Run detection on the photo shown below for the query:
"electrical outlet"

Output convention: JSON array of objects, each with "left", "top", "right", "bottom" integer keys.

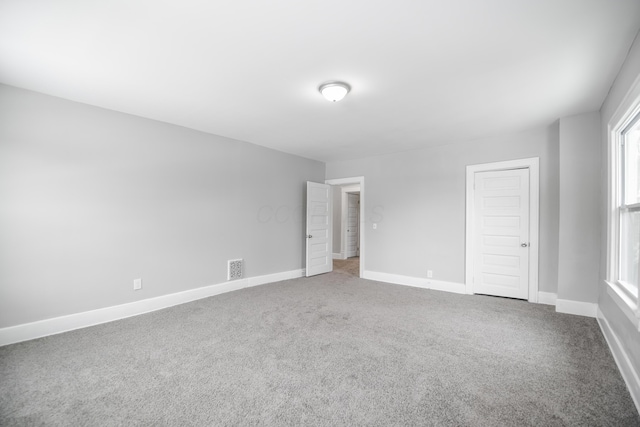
[
  {"left": 427, "top": 270, "right": 433, "bottom": 278},
  {"left": 373, "top": 223, "right": 377, "bottom": 229},
  {"left": 133, "top": 278, "right": 142, "bottom": 290}
]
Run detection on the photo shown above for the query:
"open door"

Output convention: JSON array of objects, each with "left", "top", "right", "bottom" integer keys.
[
  {"left": 346, "top": 193, "right": 360, "bottom": 258},
  {"left": 306, "top": 181, "right": 333, "bottom": 277}
]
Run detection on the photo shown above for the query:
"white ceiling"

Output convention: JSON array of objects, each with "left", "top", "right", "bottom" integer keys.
[{"left": 1, "top": 1, "right": 639, "bottom": 162}]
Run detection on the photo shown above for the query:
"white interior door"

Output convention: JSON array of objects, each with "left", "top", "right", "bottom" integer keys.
[
  {"left": 306, "top": 181, "right": 333, "bottom": 277},
  {"left": 473, "top": 169, "right": 530, "bottom": 299},
  {"left": 346, "top": 193, "right": 359, "bottom": 258}
]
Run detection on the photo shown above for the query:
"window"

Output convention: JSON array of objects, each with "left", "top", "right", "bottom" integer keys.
[
  {"left": 608, "top": 80, "right": 640, "bottom": 326},
  {"left": 619, "top": 116, "right": 640, "bottom": 292}
]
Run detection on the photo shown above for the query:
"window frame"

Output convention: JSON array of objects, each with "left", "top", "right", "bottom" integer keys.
[
  {"left": 607, "top": 75, "right": 640, "bottom": 329},
  {"left": 620, "top": 119, "right": 640, "bottom": 289}
]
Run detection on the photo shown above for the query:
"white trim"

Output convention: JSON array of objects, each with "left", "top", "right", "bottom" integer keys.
[
  {"left": 606, "top": 73, "right": 640, "bottom": 324},
  {"left": 332, "top": 252, "right": 346, "bottom": 260},
  {"left": 537, "top": 292, "right": 557, "bottom": 306},
  {"left": 597, "top": 307, "right": 640, "bottom": 414},
  {"left": 555, "top": 299, "right": 598, "bottom": 318},
  {"left": 0, "top": 268, "right": 305, "bottom": 347},
  {"left": 606, "top": 280, "right": 640, "bottom": 329},
  {"left": 363, "top": 270, "right": 466, "bottom": 294},
  {"left": 325, "top": 176, "right": 365, "bottom": 278},
  {"left": 609, "top": 72, "right": 640, "bottom": 137},
  {"left": 465, "top": 157, "right": 540, "bottom": 302},
  {"left": 363, "top": 270, "right": 555, "bottom": 303},
  {"left": 340, "top": 184, "right": 360, "bottom": 193},
  {"left": 247, "top": 269, "right": 305, "bottom": 287}
]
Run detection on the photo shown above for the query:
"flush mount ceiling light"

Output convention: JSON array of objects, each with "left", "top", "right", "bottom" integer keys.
[{"left": 319, "top": 81, "right": 351, "bottom": 102}]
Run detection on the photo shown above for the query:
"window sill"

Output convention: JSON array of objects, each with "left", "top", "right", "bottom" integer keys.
[{"left": 605, "top": 280, "right": 640, "bottom": 330}]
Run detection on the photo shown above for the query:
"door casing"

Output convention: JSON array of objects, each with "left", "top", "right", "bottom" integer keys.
[{"left": 465, "top": 158, "right": 540, "bottom": 302}]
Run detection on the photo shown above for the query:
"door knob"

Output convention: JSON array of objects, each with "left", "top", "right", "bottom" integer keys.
[
  {"left": 307, "top": 235, "right": 312, "bottom": 238},
  {"left": 521, "top": 243, "right": 529, "bottom": 247}
]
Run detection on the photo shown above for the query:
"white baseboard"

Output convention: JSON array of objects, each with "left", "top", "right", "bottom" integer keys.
[
  {"left": 556, "top": 298, "right": 598, "bottom": 318},
  {"left": 247, "top": 269, "right": 304, "bottom": 287},
  {"left": 332, "top": 252, "right": 346, "bottom": 260},
  {"left": 360, "top": 273, "right": 590, "bottom": 316},
  {"left": 597, "top": 307, "right": 640, "bottom": 414},
  {"left": 362, "top": 270, "right": 466, "bottom": 294},
  {"left": 537, "top": 292, "right": 557, "bottom": 305},
  {"left": 0, "top": 268, "right": 305, "bottom": 347}
]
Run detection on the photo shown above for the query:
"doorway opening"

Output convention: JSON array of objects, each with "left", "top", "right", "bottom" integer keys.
[
  {"left": 326, "top": 177, "right": 365, "bottom": 278},
  {"left": 333, "top": 257, "right": 360, "bottom": 277}
]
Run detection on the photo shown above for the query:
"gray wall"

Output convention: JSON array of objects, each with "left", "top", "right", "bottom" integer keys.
[
  {"left": 0, "top": 84, "right": 324, "bottom": 328},
  {"left": 326, "top": 124, "right": 560, "bottom": 293},
  {"left": 599, "top": 33, "right": 640, "bottom": 376},
  {"left": 557, "top": 112, "right": 601, "bottom": 303}
]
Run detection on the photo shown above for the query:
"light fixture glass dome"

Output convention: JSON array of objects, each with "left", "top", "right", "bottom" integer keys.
[{"left": 319, "top": 82, "right": 350, "bottom": 102}]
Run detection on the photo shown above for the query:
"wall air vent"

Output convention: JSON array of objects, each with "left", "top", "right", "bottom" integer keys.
[{"left": 227, "top": 259, "right": 243, "bottom": 281}]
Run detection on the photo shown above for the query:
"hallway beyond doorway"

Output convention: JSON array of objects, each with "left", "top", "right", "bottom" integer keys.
[{"left": 334, "top": 257, "right": 359, "bottom": 277}]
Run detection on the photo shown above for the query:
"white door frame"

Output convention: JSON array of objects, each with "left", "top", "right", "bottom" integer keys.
[
  {"left": 326, "top": 176, "right": 365, "bottom": 278},
  {"left": 465, "top": 158, "right": 539, "bottom": 302}
]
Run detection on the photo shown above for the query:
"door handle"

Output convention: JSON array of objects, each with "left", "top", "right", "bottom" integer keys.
[
  {"left": 307, "top": 235, "right": 312, "bottom": 238},
  {"left": 521, "top": 243, "right": 529, "bottom": 247}
]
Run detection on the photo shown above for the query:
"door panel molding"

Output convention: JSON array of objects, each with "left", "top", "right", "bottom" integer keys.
[
  {"left": 465, "top": 158, "right": 540, "bottom": 302},
  {"left": 473, "top": 168, "right": 530, "bottom": 299},
  {"left": 340, "top": 185, "right": 360, "bottom": 261},
  {"left": 305, "top": 182, "right": 333, "bottom": 277},
  {"left": 346, "top": 193, "right": 360, "bottom": 258}
]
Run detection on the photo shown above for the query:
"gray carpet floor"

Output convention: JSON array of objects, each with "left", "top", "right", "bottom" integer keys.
[{"left": 1, "top": 270, "right": 638, "bottom": 426}]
